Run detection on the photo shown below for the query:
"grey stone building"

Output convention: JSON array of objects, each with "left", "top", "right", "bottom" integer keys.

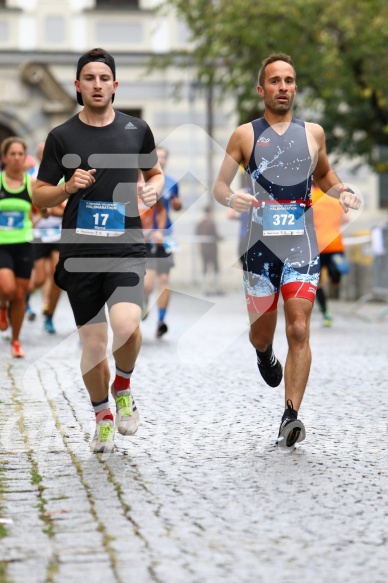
[{"left": 0, "top": 0, "right": 234, "bottom": 193}]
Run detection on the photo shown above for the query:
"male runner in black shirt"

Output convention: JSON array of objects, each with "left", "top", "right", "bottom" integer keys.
[{"left": 33, "top": 48, "right": 164, "bottom": 453}]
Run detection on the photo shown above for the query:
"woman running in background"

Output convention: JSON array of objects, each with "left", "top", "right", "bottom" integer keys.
[{"left": 0, "top": 137, "right": 35, "bottom": 357}]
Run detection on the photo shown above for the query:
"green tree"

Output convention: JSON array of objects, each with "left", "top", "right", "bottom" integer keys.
[{"left": 163, "top": 0, "right": 388, "bottom": 168}]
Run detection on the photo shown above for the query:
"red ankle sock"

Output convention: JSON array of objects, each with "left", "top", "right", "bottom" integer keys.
[
  {"left": 96, "top": 409, "right": 114, "bottom": 423},
  {"left": 113, "top": 375, "right": 130, "bottom": 391}
]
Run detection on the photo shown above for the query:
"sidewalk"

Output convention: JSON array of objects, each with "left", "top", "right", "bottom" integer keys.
[{"left": 0, "top": 290, "right": 387, "bottom": 583}]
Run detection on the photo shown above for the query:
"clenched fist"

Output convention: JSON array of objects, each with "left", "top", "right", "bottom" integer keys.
[{"left": 138, "top": 184, "right": 158, "bottom": 208}]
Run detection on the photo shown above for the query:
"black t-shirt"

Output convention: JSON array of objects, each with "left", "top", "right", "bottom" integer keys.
[{"left": 38, "top": 110, "right": 157, "bottom": 258}]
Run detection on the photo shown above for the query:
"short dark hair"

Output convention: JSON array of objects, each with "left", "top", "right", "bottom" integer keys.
[
  {"left": 258, "top": 53, "right": 295, "bottom": 87},
  {"left": 76, "top": 47, "right": 116, "bottom": 106}
]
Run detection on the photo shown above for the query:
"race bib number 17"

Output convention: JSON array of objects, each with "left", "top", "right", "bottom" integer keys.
[{"left": 76, "top": 200, "right": 125, "bottom": 237}]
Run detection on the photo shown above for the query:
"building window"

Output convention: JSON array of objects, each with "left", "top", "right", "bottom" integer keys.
[
  {"left": 45, "top": 16, "right": 65, "bottom": 44},
  {"left": 97, "top": 22, "right": 142, "bottom": 44},
  {"left": 0, "top": 21, "right": 8, "bottom": 42},
  {"left": 96, "top": 0, "right": 139, "bottom": 8}
]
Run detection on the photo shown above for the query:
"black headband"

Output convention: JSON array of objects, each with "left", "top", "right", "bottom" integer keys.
[{"left": 76, "top": 50, "right": 116, "bottom": 106}]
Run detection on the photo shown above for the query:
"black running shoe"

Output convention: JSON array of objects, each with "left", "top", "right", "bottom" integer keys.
[
  {"left": 277, "top": 399, "right": 306, "bottom": 448},
  {"left": 26, "top": 304, "right": 36, "bottom": 322},
  {"left": 256, "top": 345, "right": 283, "bottom": 387},
  {"left": 156, "top": 321, "right": 168, "bottom": 338}
]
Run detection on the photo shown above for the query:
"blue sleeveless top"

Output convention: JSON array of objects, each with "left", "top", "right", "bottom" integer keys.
[{"left": 245, "top": 117, "right": 313, "bottom": 204}]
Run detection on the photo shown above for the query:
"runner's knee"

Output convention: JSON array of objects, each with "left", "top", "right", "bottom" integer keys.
[{"left": 286, "top": 318, "right": 309, "bottom": 344}]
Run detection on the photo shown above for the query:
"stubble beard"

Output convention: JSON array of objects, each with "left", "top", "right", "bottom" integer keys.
[
  {"left": 266, "top": 93, "right": 294, "bottom": 116},
  {"left": 84, "top": 94, "right": 113, "bottom": 113}
]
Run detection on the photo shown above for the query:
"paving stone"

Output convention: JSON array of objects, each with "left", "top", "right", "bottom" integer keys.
[{"left": 0, "top": 291, "right": 387, "bottom": 582}]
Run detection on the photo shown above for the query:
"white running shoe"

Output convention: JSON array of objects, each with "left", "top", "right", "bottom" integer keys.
[
  {"left": 90, "top": 419, "right": 115, "bottom": 453},
  {"left": 110, "top": 385, "right": 140, "bottom": 436}
]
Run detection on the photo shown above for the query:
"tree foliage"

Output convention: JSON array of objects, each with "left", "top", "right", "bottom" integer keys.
[{"left": 164, "top": 0, "right": 388, "bottom": 168}]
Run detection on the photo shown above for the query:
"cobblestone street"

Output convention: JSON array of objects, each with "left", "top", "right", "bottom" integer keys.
[{"left": 1, "top": 288, "right": 387, "bottom": 583}]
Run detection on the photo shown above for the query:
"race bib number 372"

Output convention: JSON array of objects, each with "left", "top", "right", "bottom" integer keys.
[{"left": 262, "top": 202, "right": 305, "bottom": 236}]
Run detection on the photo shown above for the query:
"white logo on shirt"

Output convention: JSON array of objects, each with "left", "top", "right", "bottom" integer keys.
[{"left": 256, "top": 136, "right": 270, "bottom": 146}]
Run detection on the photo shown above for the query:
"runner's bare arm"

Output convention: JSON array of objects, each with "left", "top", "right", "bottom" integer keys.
[
  {"left": 171, "top": 196, "right": 182, "bottom": 211},
  {"left": 33, "top": 169, "right": 96, "bottom": 208},
  {"left": 139, "top": 165, "right": 165, "bottom": 208},
  {"left": 149, "top": 199, "right": 167, "bottom": 245},
  {"left": 45, "top": 202, "right": 66, "bottom": 217},
  {"left": 309, "top": 123, "right": 361, "bottom": 212},
  {"left": 309, "top": 124, "right": 341, "bottom": 191},
  {"left": 213, "top": 125, "right": 256, "bottom": 212},
  {"left": 155, "top": 199, "right": 167, "bottom": 230}
]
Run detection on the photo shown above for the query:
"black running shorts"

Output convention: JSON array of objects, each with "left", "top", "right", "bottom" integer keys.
[
  {"left": 145, "top": 243, "right": 174, "bottom": 275},
  {"left": 0, "top": 242, "right": 34, "bottom": 279},
  {"left": 54, "top": 256, "right": 146, "bottom": 326}
]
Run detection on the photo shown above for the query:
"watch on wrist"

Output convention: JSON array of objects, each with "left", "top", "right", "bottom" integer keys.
[{"left": 226, "top": 193, "right": 236, "bottom": 207}]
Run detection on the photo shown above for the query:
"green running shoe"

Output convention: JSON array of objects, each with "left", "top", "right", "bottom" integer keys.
[
  {"left": 111, "top": 385, "right": 140, "bottom": 436},
  {"left": 90, "top": 419, "right": 115, "bottom": 453},
  {"left": 323, "top": 311, "right": 332, "bottom": 327}
]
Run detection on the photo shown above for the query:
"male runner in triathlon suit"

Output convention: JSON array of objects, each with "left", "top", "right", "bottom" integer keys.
[
  {"left": 213, "top": 53, "right": 361, "bottom": 448},
  {"left": 33, "top": 48, "right": 164, "bottom": 453}
]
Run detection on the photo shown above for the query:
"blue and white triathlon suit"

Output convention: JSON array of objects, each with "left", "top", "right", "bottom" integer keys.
[{"left": 243, "top": 117, "right": 320, "bottom": 314}]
